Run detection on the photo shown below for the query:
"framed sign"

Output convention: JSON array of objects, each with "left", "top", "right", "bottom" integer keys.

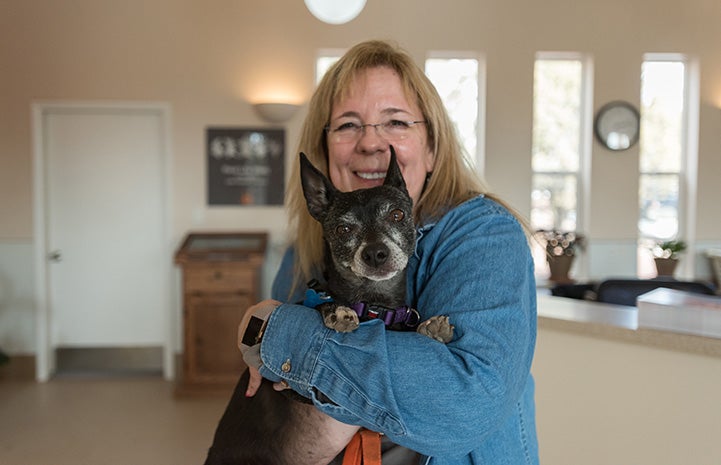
[{"left": 207, "top": 127, "right": 285, "bottom": 205}]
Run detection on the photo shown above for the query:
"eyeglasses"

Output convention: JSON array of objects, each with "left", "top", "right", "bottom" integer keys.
[{"left": 325, "top": 119, "right": 426, "bottom": 143}]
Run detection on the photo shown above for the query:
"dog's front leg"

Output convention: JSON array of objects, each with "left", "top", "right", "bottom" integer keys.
[{"left": 318, "top": 302, "right": 360, "bottom": 333}]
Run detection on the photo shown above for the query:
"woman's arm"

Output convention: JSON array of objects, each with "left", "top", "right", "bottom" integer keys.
[{"left": 260, "top": 199, "right": 537, "bottom": 457}]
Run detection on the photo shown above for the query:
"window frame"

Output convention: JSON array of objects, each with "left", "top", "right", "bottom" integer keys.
[
  {"left": 638, "top": 53, "right": 699, "bottom": 278},
  {"left": 531, "top": 51, "right": 593, "bottom": 279},
  {"left": 425, "top": 51, "right": 486, "bottom": 175}
]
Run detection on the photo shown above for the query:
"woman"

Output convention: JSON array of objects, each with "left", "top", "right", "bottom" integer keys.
[{"left": 241, "top": 40, "right": 538, "bottom": 464}]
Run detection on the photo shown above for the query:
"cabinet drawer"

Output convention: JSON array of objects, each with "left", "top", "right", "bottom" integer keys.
[{"left": 184, "top": 266, "right": 254, "bottom": 294}]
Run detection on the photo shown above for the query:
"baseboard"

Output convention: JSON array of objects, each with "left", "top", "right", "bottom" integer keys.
[
  {"left": 0, "top": 348, "right": 167, "bottom": 381},
  {"left": 0, "top": 355, "right": 36, "bottom": 381},
  {"left": 55, "top": 347, "right": 163, "bottom": 376}
]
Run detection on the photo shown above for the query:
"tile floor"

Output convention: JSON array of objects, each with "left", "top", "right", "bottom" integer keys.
[{"left": 0, "top": 375, "right": 228, "bottom": 465}]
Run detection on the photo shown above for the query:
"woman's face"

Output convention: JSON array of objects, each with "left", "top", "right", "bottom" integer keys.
[{"left": 326, "top": 66, "right": 434, "bottom": 206}]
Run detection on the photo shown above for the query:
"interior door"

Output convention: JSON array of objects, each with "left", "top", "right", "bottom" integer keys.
[{"left": 38, "top": 104, "right": 170, "bottom": 378}]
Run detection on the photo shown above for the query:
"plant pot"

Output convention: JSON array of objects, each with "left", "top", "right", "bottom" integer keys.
[
  {"left": 654, "top": 257, "right": 678, "bottom": 277},
  {"left": 548, "top": 254, "right": 575, "bottom": 283}
]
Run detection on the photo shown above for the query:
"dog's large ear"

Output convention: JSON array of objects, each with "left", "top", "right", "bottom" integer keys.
[
  {"left": 300, "top": 152, "right": 335, "bottom": 222},
  {"left": 383, "top": 145, "right": 408, "bottom": 192}
]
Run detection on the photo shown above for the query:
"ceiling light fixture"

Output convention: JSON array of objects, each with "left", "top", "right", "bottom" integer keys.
[{"left": 304, "top": 0, "right": 366, "bottom": 25}]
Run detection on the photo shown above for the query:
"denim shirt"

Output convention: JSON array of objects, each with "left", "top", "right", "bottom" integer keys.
[{"left": 260, "top": 195, "right": 539, "bottom": 464}]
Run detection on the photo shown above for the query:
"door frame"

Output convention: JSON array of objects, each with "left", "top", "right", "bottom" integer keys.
[{"left": 32, "top": 101, "right": 174, "bottom": 382}]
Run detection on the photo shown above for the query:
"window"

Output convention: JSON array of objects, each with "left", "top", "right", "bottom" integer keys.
[
  {"left": 638, "top": 57, "right": 690, "bottom": 277},
  {"left": 425, "top": 54, "right": 484, "bottom": 170},
  {"left": 531, "top": 55, "right": 589, "bottom": 232},
  {"left": 316, "top": 50, "right": 343, "bottom": 84},
  {"left": 531, "top": 54, "right": 591, "bottom": 278}
]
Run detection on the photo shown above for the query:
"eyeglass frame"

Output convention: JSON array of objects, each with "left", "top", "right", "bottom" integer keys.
[{"left": 324, "top": 119, "right": 427, "bottom": 142}]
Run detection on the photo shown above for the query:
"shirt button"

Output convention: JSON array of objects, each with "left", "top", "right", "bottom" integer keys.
[{"left": 281, "top": 359, "right": 292, "bottom": 373}]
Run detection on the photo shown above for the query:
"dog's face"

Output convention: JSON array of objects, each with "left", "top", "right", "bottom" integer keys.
[{"left": 300, "top": 147, "right": 416, "bottom": 282}]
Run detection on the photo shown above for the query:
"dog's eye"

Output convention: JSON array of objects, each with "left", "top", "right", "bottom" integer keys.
[
  {"left": 335, "top": 224, "right": 352, "bottom": 235},
  {"left": 389, "top": 209, "right": 405, "bottom": 222}
]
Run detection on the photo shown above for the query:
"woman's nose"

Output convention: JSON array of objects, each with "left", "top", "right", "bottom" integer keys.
[{"left": 356, "top": 124, "right": 387, "bottom": 153}]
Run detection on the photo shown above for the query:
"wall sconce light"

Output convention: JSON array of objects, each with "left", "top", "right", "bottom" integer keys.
[{"left": 253, "top": 102, "right": 300, "bottom": 123}]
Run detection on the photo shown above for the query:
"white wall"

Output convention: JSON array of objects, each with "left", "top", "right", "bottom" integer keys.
[
  {"left": 0, "top": 241, "right": 35, "bottom": 353},
  {"left": 1, "top": 0, "right": 721, "bottom": 355}
]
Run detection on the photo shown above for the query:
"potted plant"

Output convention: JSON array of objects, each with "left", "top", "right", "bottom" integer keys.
[
  {"left": 537, "top": 230, "right": 585, "bottom": 283},
  {"left": 652, "top": 239, "right": 687, "bottom": 277}
]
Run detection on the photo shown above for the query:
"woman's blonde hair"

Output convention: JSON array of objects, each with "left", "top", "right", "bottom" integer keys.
[{"left": 286, "top": 40, "right": 500, "bottom": 288}]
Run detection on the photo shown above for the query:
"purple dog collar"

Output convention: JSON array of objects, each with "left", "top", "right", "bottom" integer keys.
[
  {"left": 303, "top": 284, "right": 420, "bottom": 329},
  {"left": 349, "top": 302, "right": 421, "bottom": 329}
]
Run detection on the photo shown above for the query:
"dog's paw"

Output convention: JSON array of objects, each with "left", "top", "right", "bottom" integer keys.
[
  {"left": 323, "top": 306, "right": 360, "bottom": 333},
  {"left": 416, "top": 315, "right": 454, "bottom": 343}
]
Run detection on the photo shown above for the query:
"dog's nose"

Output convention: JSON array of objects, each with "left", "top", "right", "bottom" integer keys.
[{"left": 362, "top": 243, "right": 389, "bottom": 268}]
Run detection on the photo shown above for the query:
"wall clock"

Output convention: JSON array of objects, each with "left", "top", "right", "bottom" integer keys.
[{"left": 594, "top": 101, "right": 640, "bottom": 151}]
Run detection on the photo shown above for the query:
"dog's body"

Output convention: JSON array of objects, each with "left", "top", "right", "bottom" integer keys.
[{"left": 203, "top": 148, "right": 452, "bottom": 465}]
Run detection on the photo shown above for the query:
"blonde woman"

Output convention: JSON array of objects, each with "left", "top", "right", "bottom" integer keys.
[{"left": 241, "top": 40, "right": 538, "bottom": 465}]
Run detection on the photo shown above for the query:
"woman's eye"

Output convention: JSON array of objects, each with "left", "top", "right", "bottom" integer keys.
[
  {"left": 389, "top": 209, "right": 405, "bottom": 222},
  {"left": 387, "top": 120, "right": 410, "bottom": 128},
  {"left": 335, "top": 122, "right": 360, "bottom": 132},
  {"left": 335, "top": 224, "right": 352, "bottom": 235}
]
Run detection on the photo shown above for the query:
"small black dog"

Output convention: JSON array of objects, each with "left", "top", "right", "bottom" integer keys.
[{"left": 203, "top": 147, "right": 453, "bottom": 465}]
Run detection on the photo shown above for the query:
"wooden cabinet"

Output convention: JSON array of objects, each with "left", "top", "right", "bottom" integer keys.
[{"left": 174, "top": 232, "right": 267, "bottom": 395}]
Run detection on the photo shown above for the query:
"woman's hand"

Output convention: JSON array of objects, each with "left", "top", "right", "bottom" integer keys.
[
  {"left": 237, "top": 299, "right": 288, "bottom": 397},
  {"left": 241, "top": 345, "right": 264, "bottom": 397}
]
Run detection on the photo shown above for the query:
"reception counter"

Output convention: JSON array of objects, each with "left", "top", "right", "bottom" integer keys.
[
  {"left": 533, "top": 295, "right": 721, "bottom": 465},
  {"left": 537, "top": 294, "right": 721, "bottom": 358}
]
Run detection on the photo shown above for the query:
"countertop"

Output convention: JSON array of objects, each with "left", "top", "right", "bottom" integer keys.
[{"left": 537, "top": 294, "right": 721, "bottom": 358}]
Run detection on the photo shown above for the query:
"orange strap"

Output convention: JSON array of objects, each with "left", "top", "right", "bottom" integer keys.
[{"left": 342, "top": 429, "right": 382, "bottom": 465}]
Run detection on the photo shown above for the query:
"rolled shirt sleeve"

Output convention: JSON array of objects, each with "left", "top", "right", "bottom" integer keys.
[{"left": 261, "top": 195, "right": 537, "bottom": 459}]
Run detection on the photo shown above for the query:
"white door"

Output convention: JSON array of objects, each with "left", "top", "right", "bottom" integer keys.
[{"left": 33, "top": 103, "right": 172, "bottom": 380}]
